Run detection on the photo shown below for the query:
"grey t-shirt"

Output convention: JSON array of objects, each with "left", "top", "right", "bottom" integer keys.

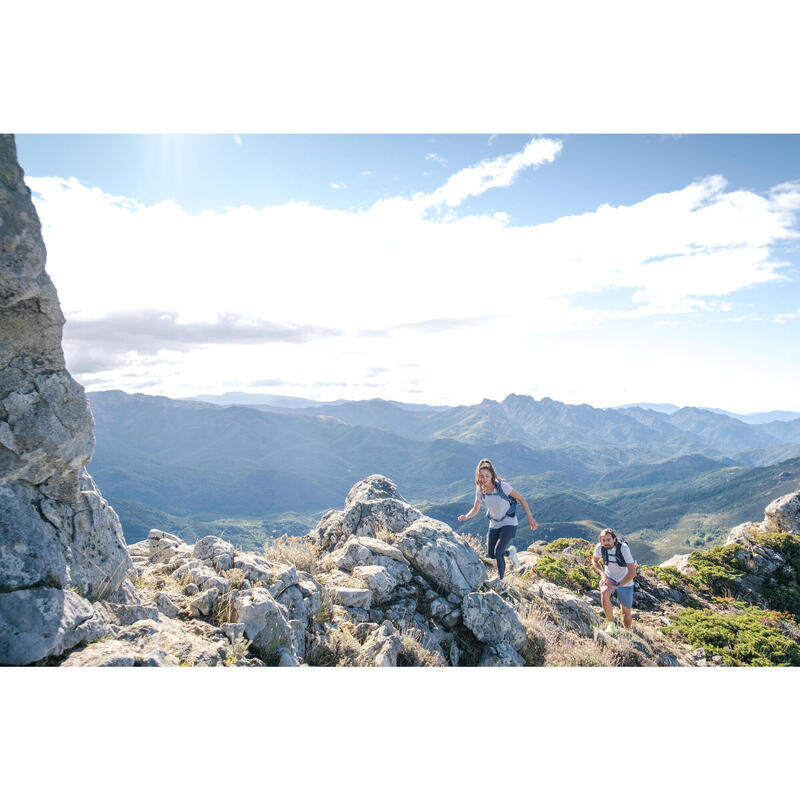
[{"left": 476, "top": 481, "right": 518, "bottom": 529}]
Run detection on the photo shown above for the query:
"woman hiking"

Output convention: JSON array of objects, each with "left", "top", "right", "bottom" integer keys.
[{"left": 458, "top": 458, "right": 538, "bottom": 582}]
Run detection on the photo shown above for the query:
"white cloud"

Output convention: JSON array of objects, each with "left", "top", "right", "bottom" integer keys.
[
  {"left": 25, "top": 140, "right": 800, "bottom": 407},
  {"left": 414, "top": 137, "right": 562, "bottom": 209},
  {"left": 360, "top": 170, "right": 371, "bottom": 176},
  {"left": 424, "top": 152, "right": 447, "bottom": 166},
  {"left": 233, "top": 134, "right": 243, "bottom": 146},
  {"left": 488, "top": 134, "right": 498, "bottom": 146},
  {"left": 330, "top": 182, "right": 346, "bottom": 189},
  {"left": 772, "top": 308, "right": 800, "bottom": 323}
]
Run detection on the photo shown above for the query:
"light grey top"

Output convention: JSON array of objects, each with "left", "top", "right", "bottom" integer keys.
[{"left": 475, "top": 481, "right": 518, "bottom": 529}]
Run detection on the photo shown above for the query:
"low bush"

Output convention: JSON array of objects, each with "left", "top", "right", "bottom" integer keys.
[
  {"left": 688, "top": 544, "right": 744, "bottom": 596},
  {"left": 674, "top": 606, "right": 800, "bottom": 666}
]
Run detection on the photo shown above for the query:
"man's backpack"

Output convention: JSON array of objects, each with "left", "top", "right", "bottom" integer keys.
[
  {"left": 481, "top": 480, "right": 517, "bottom": 522},
  {"left": 601, "top": 539, "right": 631, "bottom": 568}
]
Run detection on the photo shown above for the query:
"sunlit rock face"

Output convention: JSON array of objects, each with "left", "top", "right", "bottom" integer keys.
[{"left": 0, "top": 134, "right": 131, "bottom": 664}]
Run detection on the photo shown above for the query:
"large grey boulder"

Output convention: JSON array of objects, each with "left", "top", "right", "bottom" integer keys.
[
  {"left": 395, "top": 516, "right": 487, "bottom": 596},
  {"left": 352, "top": 565, "right": 397, "bottom": 604},
  {"left": 362, "top": 620, "right": 403, "bottom": 667},
  {"left": 764, "top": 489, "right": 800, "bottom": 535},
  {"left": 529, "top": 581, "right": 600, "bottom": 637},
  {"left": 0, "top": 135, "right": 131, "bottom": 664},
  {"left": 232, "top": 552, "right": 274, "bottom": 585},
  {"left": 232, "top": 588, "right": 294, "bottom": 657},
  {"left": 462, "top": 591, "right": 526, "bottom": 651},
  {"left": 726, "top": 489, "right": 800, "bottom": 546},
  {"left": 62, "top": 617, "right": 230, "bottom": 666},
  {"left": 308, "top": 475, "right": 422, "bottom": 551},
  {"left": 0, "top": 587, "right": 110, "bottom": 664},
  {"left": 478, "top": 642, "right": 526, "bottom": 667},
  {"left": 659, "top": 553, "right": 695, "bottom": 576},
  {"left": 193, "top": 535, "right": 235, "bottom": 572},
  {"left": 341, "top": 475, "right": 422, "bottom": 538}
]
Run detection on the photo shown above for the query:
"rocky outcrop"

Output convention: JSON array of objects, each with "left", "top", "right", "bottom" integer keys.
[
  {"left": 307, "top": 475, "right": 529, "bottom": 665},
  {"left": 306, "top": 474, "right": 422, "bottom": 552},
  {"left": 0, "top": 134, "right": 130, "bottom": 664},
  {"left": 726, "top": 488, "right": 800, "bottom": 544},
  {"left": 659, "top": 553, "right": 694, "bottom": 575}
]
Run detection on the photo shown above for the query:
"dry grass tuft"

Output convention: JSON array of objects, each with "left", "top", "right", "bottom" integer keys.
[
  {"left": 396, "top": 626, "right": 446, "bottom": 667},
  {"left": 262, "top": 534, "right": 319, "bottom": 574},
  {"left": 462, "top": 531, "right": 486, "bottom": 556},
  {"left": 222, "top": 567, "right": 247, "bottom": 589},
  {"left": 305, "top": 622, "right": 363, "bottom": 666},
  {"left": 373, "top": 521, "right": 397, "bottom": 544},
  {"left": 214, "top": 591, "right": 238, "bottom": 626}
]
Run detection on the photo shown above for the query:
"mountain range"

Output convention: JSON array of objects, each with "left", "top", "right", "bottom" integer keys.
[{"left": 86, "top": 390, "right": 800, "bottom": 562}]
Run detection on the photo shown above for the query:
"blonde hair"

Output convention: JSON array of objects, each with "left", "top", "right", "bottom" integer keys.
[{"left": 475, "top": 459, "right": 503, "bottom": 492}]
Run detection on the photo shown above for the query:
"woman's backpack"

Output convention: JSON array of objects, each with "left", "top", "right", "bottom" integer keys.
[{"left": 481, "top": 480, "right": 517, "bottom": 522}]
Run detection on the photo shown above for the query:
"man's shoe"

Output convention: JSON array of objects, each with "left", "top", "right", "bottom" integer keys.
[
  {"left": 508, "top": 545, "right": 520, "bottom": 569},
  {"left": 605, "top": 621, "right": 617, "bottom": 635}
]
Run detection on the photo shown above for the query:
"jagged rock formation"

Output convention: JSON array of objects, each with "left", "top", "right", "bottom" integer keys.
[
  {"left": 0, "top": 135, "right": 131, "bottom": 665},
  {"left": 308, "top": 475, "right": 531, "bottom": 665},
  {"left": 11, "top": 474, "right": 530, "bottom": 666},
  {"left": 6, "top": 468, "right": 799, "bottom": 667}
]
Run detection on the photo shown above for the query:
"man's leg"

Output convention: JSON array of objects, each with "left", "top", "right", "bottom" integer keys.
[
  {"left": 617, "top": 585, "right": 634, "bottom": 628},
  {"left": 621, "top": 605, "right": 633, "bottom": 628},
  {"left": 600, "top": 584, "right": 614, "bottom": 623}
]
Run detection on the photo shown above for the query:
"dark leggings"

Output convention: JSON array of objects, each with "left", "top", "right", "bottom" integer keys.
[{"left": 487, "top": 525, "right": 517, "bottom": 579}]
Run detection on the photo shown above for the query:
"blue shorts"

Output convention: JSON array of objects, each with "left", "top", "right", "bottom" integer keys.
[{"left": 614, "top": 583, "right": 634, "bottom": 609}]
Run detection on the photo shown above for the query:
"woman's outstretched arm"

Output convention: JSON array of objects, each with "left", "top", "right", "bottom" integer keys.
[
  {"left": 458, "top": 499, "right": 481, "bottom": 522},
  {"left": 509, "top": 489, "right": 538, "bottom": 531}
]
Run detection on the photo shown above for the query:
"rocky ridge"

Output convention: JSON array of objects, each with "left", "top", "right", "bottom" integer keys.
[
  {"left": 5, "top": 473, "right": 798, "bottom": 667},
  {"left": 0, "top": 134, "right": 131, "bottom": 665}
]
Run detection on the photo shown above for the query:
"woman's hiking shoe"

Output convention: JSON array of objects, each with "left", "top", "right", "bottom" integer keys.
[
  {"left": 605, "top": 621, "right": 617, "bottom": 635},
  {"left": 508, "top": 545, "right": 520, "bottom": 569}
]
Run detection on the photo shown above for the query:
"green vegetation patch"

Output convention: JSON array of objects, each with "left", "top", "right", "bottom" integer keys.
[
  {"left": 687, "top": 543, "right": 744, "bottom": 596},
  {"left": 674, "top": 606, "right": 800, "bottom": 666},
  {"left": 639, "top": 565, "right": 686, "bottom": 589},
  {"left": 529, "top": 549, "right": 598, "bottom": 594},
  {"left": 545, "top": 537, "right": 593, "bottom": 555}
]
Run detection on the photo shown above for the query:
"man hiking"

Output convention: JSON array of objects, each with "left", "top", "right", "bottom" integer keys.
[{"left": 591, "top": 528, "right": 636, "bottom": 635}]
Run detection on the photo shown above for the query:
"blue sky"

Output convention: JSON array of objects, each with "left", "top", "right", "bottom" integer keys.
[
  {"left": 18, "top": 133, "right": 800, "bottom": 220},
  {"left": 15, "top": 134, "right": 800, "bottom": 412}
]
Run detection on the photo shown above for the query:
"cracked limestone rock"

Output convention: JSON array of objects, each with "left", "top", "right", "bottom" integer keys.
[{"left": 0, "top": 135, "right": 131, "bottom": 664}]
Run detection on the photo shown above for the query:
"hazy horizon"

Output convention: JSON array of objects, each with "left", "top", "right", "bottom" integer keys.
[{"left": 91, "top": 385, "right": 800, "bottom": 418}]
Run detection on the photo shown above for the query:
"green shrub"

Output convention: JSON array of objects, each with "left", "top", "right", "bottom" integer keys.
[
  {"left": 545, "top": 537, "right": 592, "bottom": 554},
  {"left": 674, "top": 606, "right": 800, "bottom": 666},
  {"left": 688, "top": 543, "right": 744, "bottom": 596},
  {"left": 566, "top": 566, "right": 595, "bottom": 592},
  {"left": 642, "top": 565, "right": 685, "bottom": 589},
  {"left": 762, "top": 581, "right": 800, "bottom": 622},
  {"left": 534, "top": 554, "right": 568, "bottom": 585},
  {"left": 531, "top": 553, "right": 597, "bottom": 593}
]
